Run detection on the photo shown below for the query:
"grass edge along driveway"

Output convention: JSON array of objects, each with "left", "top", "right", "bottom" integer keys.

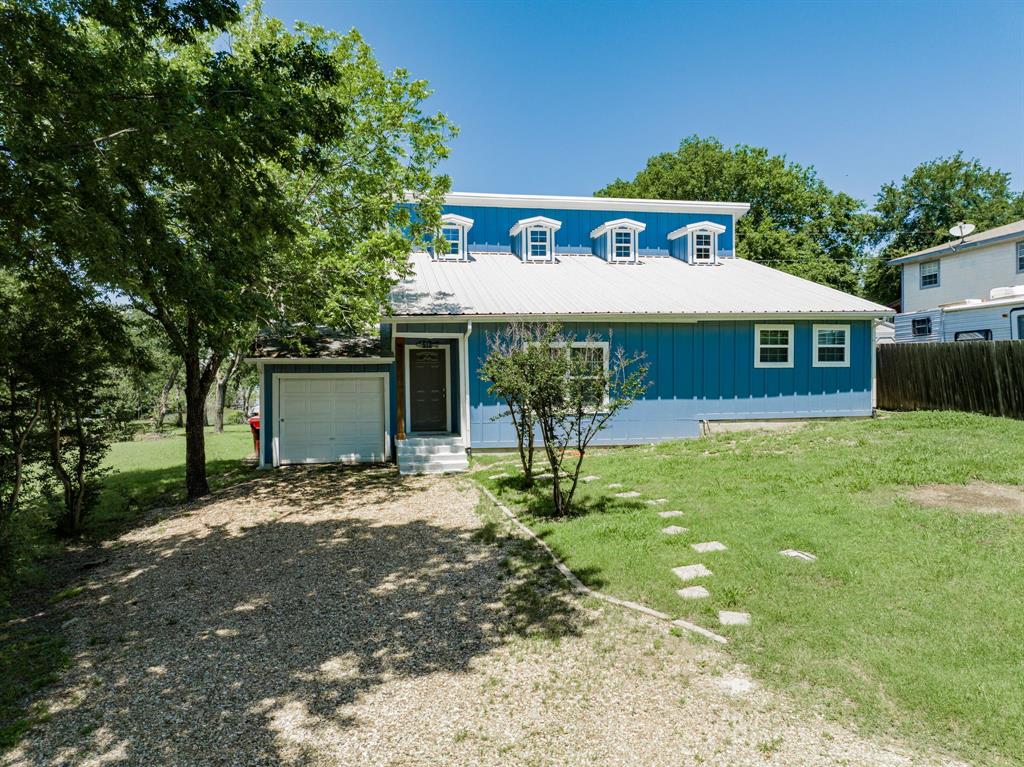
[{"left": 473, "top": 411, "right": 1024, "bottom": 766}]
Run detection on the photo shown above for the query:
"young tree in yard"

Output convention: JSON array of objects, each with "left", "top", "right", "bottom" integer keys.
[
  {"left": 210, "top": 350, "right": 243, "bottom": 433},
  {"left": 483, "top": 325, "right": 649, "bottom": 517},
  {"left": 862, "top": 153, "right": 1024, "bottom": 306},
  {"left": 598, "top": 135, "right": 871, "bottom": 293},
  {"left": 481, "top": 325, "right": 540, "bottom": 485},
  {"left": 2, "top": 4, "right": 453, "bottom": 500}
]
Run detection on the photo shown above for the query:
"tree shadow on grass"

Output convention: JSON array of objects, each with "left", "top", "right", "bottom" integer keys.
[
  {"left": 490, "top": 475, "right": 645, "bottom": 521},
  {"left": 8, "top": 465, "right": 587, "bottom": 766}
]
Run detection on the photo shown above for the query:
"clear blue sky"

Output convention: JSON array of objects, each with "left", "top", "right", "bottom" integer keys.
[{"left": 265, "top": 0, "right": 1023, "bottom": 206}]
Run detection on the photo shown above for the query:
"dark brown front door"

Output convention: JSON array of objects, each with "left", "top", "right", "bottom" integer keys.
[{"left": 409, "top": 348, "right": 447, "bottom": 432}]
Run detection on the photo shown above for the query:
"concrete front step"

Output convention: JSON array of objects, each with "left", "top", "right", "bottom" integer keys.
[{"left": 396, "top": 436, "right": 468, "bottom": 475}]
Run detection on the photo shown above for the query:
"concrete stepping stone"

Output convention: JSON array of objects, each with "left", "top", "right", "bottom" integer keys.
[
  {"left": 581, "top": 475, "right": 600, "bottom": 482},
  {"left": 645, "top": 498, "right": 668, "bottom": 505},
  {"left": 718, "top": 610, "right": 750, "bottom": 626},
  {"left": 672, "top": 563, "right": 712, "bottom": 582},
  {"left": 488, "top": 472, "right": 509, "bottom": 480},
  {"left": 658, "top": 510, "right": 684, "bottom": 518},
  {"left": 691, "top": 541, "right": 728, "bottom": 553},
  {"left": 607, "top": 483, "right": 624, "bottom": 489},
  {"left": 780, "top": 549, "right": 817, "bottom": 561},
  {"left": 534, "top": 473, "right": 554, "bottom": 481},
  {"left": 661, "top": 525, "right": 687, "bottom": 535},
  {"left": 677, "top": 585, "right": 709, "bottom": 599},
  {"left": 614, "top": 491, "right": 641, "bottom": 498}
]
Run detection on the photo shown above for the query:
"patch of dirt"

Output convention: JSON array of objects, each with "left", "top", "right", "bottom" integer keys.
[{"left": 903, "top": 481, "right": 1024, "bottom": 516}]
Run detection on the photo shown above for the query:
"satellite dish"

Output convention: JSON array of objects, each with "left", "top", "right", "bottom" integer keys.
[{"left": 949, "top": 222, "right": 975, "bottom": 239}]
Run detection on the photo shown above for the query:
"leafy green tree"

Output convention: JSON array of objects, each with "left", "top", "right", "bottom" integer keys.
[
  {"left": 481, "top": 325, "right": 539, "bottom": 485},
  {"left": 2, "top": 3, "right": 453, "bottom": 499},
  {"left": 482, "top": 324, "right": 649, "bottom": 517},
  {"left": 597, "top": 135, "right": 870, "bottom": 292},
  {"left": 863, "top": 153, "right": 1024, "bottom": 306}
]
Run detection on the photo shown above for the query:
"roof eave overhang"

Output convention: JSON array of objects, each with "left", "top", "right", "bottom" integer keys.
[
  {"left": 887, "top": 230, "right": 1024, "bottom": 265},
  {"left": 383, "top": 310, "right": 894, "bottom": 323},
  {"left": 406, "top": 191, "right": 751, "bottom": 218}
]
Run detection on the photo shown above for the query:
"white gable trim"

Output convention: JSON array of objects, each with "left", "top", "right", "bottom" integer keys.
[
  {"left": 667, "top": 220, "right": 728, "bottom": 241},
  {"left": 509, "top": 216, "right": 563, "bottom": 237},
  {"left": 589, "top": 218, "right": 647, "bottom": 239},
  {"left": 440, "top": 213, "right": 474, "bottom": 229}
]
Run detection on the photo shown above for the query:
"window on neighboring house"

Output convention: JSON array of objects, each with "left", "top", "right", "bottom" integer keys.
[
  {"left": 954, "top": 329, "right": 992, "bottom": 342},
  {"left": 1016, "top": 240, "right": 1024, "bottom": 273},
  {"left": 693, "top": 231, "right": 714, "bottom": 262},
  {"left": 613, "top": 229, "right": 634, "bottom": 261},
  {"left": 912, "top": 317, "right": 932, "bottom": 337},
  {"left": 528, "top": 228, "right": 550, "bottom": 260},
  {"left": 550, "top": 341, "right": 609, "bottom": 407},
  {"left": 754, "top": 324, "right": 794, "bottom": 368},
  {"left": 919, "top": 260, "right": 940, "bottom": 288},
  {"left": 813, "top": 324, "right": 850, "bottom": 367}
]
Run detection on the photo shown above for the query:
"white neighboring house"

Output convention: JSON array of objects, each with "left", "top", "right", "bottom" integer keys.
[{"left": 888, "top": 219, "right": 1024, "bottom": 342}]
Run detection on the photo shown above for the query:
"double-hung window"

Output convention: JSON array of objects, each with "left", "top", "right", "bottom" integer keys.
[
  {"left": 813, "top": 324, "right": 850, "bottom": 367},
  {"left": 1016, "top": 241, "right": 1024, "bottom": 273},
  {"left": 528, "top": 228, "right": 550, "bottom": 261},
  {"left": 754, "top": 324, "right": 794, "bottom": 368},
  {"left": 919, "top": 260, "right": 940, "bottom": 289},
  {"left": 613, "top": 229, "right": 634, "bottom": 261},
  {"left": 550, "top": 341, "right": 609, "bottom": 408},
  {"left": 439, "top": 226, "right": 462, "bottom": 260},
  {"left": 693, "top": 231, "right": 713, "bottom": 262}
]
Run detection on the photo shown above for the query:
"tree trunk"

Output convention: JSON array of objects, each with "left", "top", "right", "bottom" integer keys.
[
  {"left": 213, "top": 351, "right": 242, "bottom": 434},
  {"left": 183, "top": 350, "right": 221, "bottom": 500},
  {"left": 154, "top": 362, "right": 181, "bottom": 430}
]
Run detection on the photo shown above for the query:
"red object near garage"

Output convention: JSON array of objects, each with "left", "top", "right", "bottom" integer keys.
[{"left": 248, "top": 416, "right": 260, "bottom": 457}]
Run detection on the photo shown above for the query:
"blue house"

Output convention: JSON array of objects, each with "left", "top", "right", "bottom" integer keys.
[{"left": 251, "top": 192, "right": 891, "bottom": 473}]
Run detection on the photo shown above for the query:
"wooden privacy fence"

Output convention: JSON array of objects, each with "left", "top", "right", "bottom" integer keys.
[{"left": 876, "top": 341, "right": 1024, "bottom": 419}]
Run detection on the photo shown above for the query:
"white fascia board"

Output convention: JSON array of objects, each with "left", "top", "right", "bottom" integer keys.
[
  {"left": 667, "top": 220, "right": 728, "bottom": 241},
  {"left": 440, "top": 213, "right": 474, "bottom": 229},
  {"left": 589, "top": 218, "right": 647, "bottom": 239},
  {"left": 509, "top": 215, "right": 563, "bottom": 237},
  {"left": 244, "top": 357, "right": 395, "bottom": 365},
  {"left": 412, "top": 191, "right": 751, "bottom": 218},
  {"left": 942, "top": 296, "right": 1024, "bottom": 312},
  {"left": 384, "top": 310, "right": 894, "bottom": 323}
]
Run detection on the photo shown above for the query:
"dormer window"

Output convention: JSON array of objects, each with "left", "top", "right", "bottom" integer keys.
[
  {"left": 589, "top": 218, "right": 646, "bottom": 264},
  {"left": 510, "top": 216, "right": 561, "bottom": 263},
  {"left": 667, "top": 220, "right": 727, "bottom": 264},
  {"left": 435, "top": 213, "right": 473, "bottom": 261}
]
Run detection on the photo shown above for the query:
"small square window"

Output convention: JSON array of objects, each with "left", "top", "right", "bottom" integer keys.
[
  {"left": 912, "top": 317, "right": 932, "bottom": 337},
  {"left": 1016, "top": 241, "right": 1024, "bottom": 273},
  {"left": 920, "top": 260, "right": 940, "bottom": 288},
  {"left": 754, "top": 324, "right": 793, "bottom": 368},
  {"left": 440, "top": 226, "right": 461, "bottom": 258}
]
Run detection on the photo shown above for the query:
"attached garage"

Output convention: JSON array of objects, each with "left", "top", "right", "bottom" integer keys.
[{"left": 270, "top": 372, "right": 391, "bottom": 466}]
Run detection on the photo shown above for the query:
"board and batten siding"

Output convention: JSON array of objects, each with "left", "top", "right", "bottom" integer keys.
[
  {"left": 412, "top": 204, "right": 735, "bottom": 258},
  {"left": 260, "top": 362, "right": 397, "bottom": 466},
  {"left": 467, "top": 320, "right": 873, "bottom": 449}
]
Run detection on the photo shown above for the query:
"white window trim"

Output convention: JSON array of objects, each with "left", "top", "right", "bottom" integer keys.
[
  {"left": 526, "top": 226, "right": 553, "bottom": 262},
  {"left": 754, "top": 324, "right": 794, "bottom": 369},
  {"left": 1016, "top": 240, "right": 1024, "bottom": 274},
  {"left": 812, "top": 323, "right": 850, "bottom": 368},
  {"left": 610, "top": 228, "right": 636, "bottom": 262},
  {"left": 549, "top": 340, "right": 610, "bottom": 406},
  {"left": 436, "top": 213, "right": 474, "bottom": 262},
  {"left": 919, "top": 259, "right": 940, "bottom": 289},
  {"left": 691, "top": 229, "right": 716, "bottom": 263}
]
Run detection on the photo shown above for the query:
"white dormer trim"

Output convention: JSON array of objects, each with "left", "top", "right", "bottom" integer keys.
[
  {"left": 666, "top": 220, "right": 727, "bottom": 240},
  {"left": 589, "top": 217, "right": 646, "bottom": 239},
  {"left": 509, "top": 215, "right": 562, "bottom": 238},
  {"left": 436, "top": 213, "right": 474, "bottom": 261},
  {"left": 667, "top": 220, "right": 727, "bottom": 264}
]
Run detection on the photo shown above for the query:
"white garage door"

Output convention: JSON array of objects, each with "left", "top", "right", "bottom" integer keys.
[{"left": 277, "top": 375, "right": 387, "bottom": 465}]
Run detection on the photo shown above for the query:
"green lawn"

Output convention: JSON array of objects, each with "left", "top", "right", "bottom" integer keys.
[
  {"left": 1, "top": 423, "right": 255, "bottom": 750},
  {"left": 473, "top": 412, "right": 1024, "bottom": 764}
]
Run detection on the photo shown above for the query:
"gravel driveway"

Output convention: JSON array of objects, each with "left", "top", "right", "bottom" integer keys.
[{"left": 6, "top": 466, "right": 964, "bottom": 767}]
